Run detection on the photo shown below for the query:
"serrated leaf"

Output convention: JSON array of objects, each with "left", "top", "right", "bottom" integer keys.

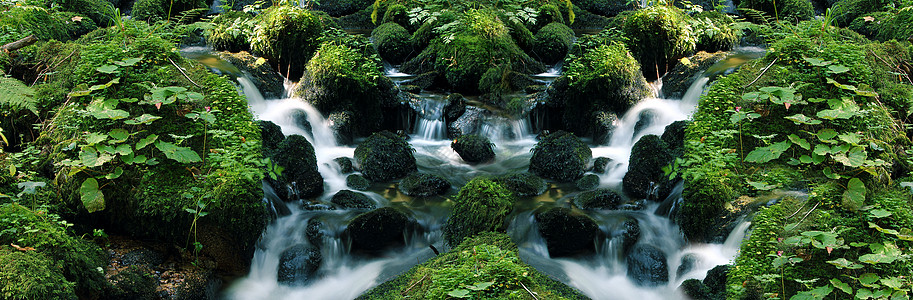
[
  {"left": 830, "top": 279, "right": 852, "bottom": 294},
  {"left": 785, "top": 114, "right": 823, "bottom": 125},
  {"left": 745, "top": 141, "right": 792, "bottom": 163},
  {"left": 817, "top": 129, "right": 838, "bottom": 141},
  {"left": 96, "top": 64, "right": 119, "bottom": 74},
  {"left": 108, "top": 128, "right": 129, "bottom": 142},
  {"left": 788, "top": 134, "right": 811, "bottom": 150},
  {"left": 843, "top": 178, "right": 865, "bottom": 210},
  {"left": 0, "top": 76, "right": 38, "bottom": 115},
  {"left": 155, "top": 141, "right": 201, "bottom": 163},
  {"left": 136, "top": 134, "right": 158, "bottom": 150},
  {"left": 79, "top": 178, "right": 105, "bottom": 213},
  {"left": 105, "top": 167, "right": 124, "bottom": 179},
  {"left": 85, "top": 132, "right": 108, "bottom": 145}
]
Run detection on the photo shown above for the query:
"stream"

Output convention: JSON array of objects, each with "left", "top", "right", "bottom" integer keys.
[{"left": 186, "top": 47, "right": 767, "bottom": 300}]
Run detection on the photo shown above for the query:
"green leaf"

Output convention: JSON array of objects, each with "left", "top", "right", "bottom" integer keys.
[
  {"left": 447, "top": 289, "right": 470, "bottom": 298},
  {"left": 105, "top": 167, "right": 124, "bottom": 179},
  {"left": 114, "top": 144, "right": 132, "bottom": 156},
  {"left": 108, "top": 128, "right": 129, "bottom": 142},
  {"left": 745, "top": 141, "right": 791, "bottom": 163},
  {"left": 96, "top": 64, "right": 119, "bottom": 74},
  {"left": 803, "top": 57, "right": 831, "bottom": 66},
  {"left": 124, "top": 114, "right": 162, "bottom": 125},
  {"left": 79, "top": 148, "right": 113, "bottom": 167},
  {"left": 827, "top": 258, "right": 863, "bottom": 269},
  {"left": 843, "top": 178, "right": 866, "bottom": 210},
  {"left": 85, "top": 132, "right": 108, "bottom": 145},
  {"left": 859, "top": 273, "right": 880, "bottom": 287},
  {"left": 96, "top": 144, "right": 116, "bottom": 154},
  {"left": 833, "top": 147, "right": 867, "bottom": 167},
  {"left": 838, "top": 133, "right": 861, "bottom": 145},
  {"left": 113, "top": 57, "right": 142, "bottom": 66},
  {"left": 79, "top": 178, "right": 105, "bottom": 213},
  {"left": 136, "top": 134, "right": 158, "bottom": 150},
  {"left": 823, "top": 168, "right": 842, "bottom": 179},
  {"left": 830, "top": 278, "right": 852, "bottom": 295},
  {"left": 155, "top": 141, "right": 202, "bottom": 163},
  {"left": 788, "top": 134, "right": 811, "bottom": 150},
  {"left": 799, "top": 155, "right": 814, "bottom": 163},
  {"left": 817, "top": 129, "right": 839, "bottom": 141},
  {"left": 133, "top": 155, "right": 147, "bottom": 164},
  {"left": 859, "top": 253, "right": 897, "bottom": 264},
  {"left": 88, "top": 77, "right": 120, "bottom": 91},
  {"left": 785, "top": 114, "right": 822, "bottom": 125},
  {"left": 471, "top": 282, "right": 494, "bottom": 290},
  {"left": 828, "top": 78, "right": 858, "bottom": 91},
  {"left": 16, "top": 181, "right": 46, "bottom": 196},
  {"left": 856, "top": 288, "right": 874, "bottom": 299},
  {"left": 869, "top": 209, "right": 893, "bottom": 218},
  {"left": 827, "top": 64, "right": 851, "bottom": 74},
  {"left": 0, "top": 76, "right": 38, "bottom": 115},
  {"left": 790, "top": 285, "right": 833, "bottom": 300}
]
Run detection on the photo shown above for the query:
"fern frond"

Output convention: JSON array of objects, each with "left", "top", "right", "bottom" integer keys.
[{"left": 0, "top": 76, "right": 38, "bottom": 116}]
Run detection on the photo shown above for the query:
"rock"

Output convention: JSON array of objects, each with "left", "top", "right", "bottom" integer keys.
[
  {"left": 633, "top": 110, "right": 657, "bottom": 138},
  {"left": 272, "top": 135, "right": 324, "bottom": 199},
  {"left": 621, "top": 5, "right": 696, "bottom": 80},
  {"left": 679, "top": 278, "right": 712, "bottom": 300},
  {"left": 218, "top": 51, "right": 285, "bottom": 99},
  {"left": 289, "top": 109, "right": 314, "bottom": 137},
  {"left": 249, "top": 6, "right": 325, "bottom": 80},
  {"left": 354, "top": 131, "right": 417, "bottom": 182},
  {"left": 575, "top": 174, "right": 600, "bottom": 191},
  {"left": 529, "top": 131, "right": 592, "bottom": 182},
  {"left": 443, "top": 178, "right": 515, "bottom": 247},
  {"left": 331, "top": 190, "right": 376, "bottom": 210},
  {"left": 448, "top": 106, "right": 486, "bottom": 138},
  {"left": 662, "top": 120, "right": 688, "bottom": 158},
  {"left": 592, "top": 111, "right": 618, "bottom": 144},
  {"left": 451, "top": 134, "right": 495, "bottom": 164},
  {"left": 535, "top": 207, "right": 599, "bottom": 257},
  {"left": 692, "top": 12, "right": 738, "bottom": 53},
  {"left": 334, "top": 157, "right": 354, "bottom": 174},
  {"left": 623, "top": 219, "right": 640, "bottom": 254},
  {"left": 305, "top": 218, "right": 325, "bottom": 248},
  {"left": 258, "top": 121, "right": 284, "bottom": 156},
  {"left": 372, "top": 22, "right": 413, "bottom": 64},
  {"left": 493, "top": 173, "right": 548, "bottom": 197},
  {"left": 119, "top": 247, "right": 166, "bottom": 267},
  {"left": 398, "top": 173, "right": 450, "bottom": 197},
  {"left": 592, "top": 157, "right": 612, "bottom": 173},
  {"left": 444, "top": 93, "right": 466, "bottom": 123},
  {"left": 574, "top": 189, "right": 623, "bottom": 210},
  {"left": 533, "top": 22, "right": 575, "bottom": 64},
  {"left": 107, "top": 265, "right": 158, "bottom": 300},
  {"left": 660, "top": 51, "right": 727, "bottom": 99},
  {"left": 676, "top": 253, "right": 700, "bottom": 278},
  {"left": 346, "top": 174, "right": 370, "bottom": 190},
  {"left": 346, "top": 207, "right": 413, "bottom": 253},
  {"left": 704, "top": 264, "right": 731, "bottom": 295},
  {"left": 328, "top": 111, "right": 356, "bottom": 145},
  {"left": 277, "top": 245, "right": 322, "bottom": 285},
  {"left": 623, "top": 135, "right": 673, "bottom": 200},
  {"left": 407, "top": 72, "right": 441, "bottom": 91},
  {"left": 626, "top": 244, "right": 669, "bottom": 286}
]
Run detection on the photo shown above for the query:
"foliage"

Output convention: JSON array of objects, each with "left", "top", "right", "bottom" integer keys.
[
  {"left": 249, "top": 5, "right": 326, "bottom": 80},
  {"left": 0, "top": 5, "right": 70, "bottom": 45},
  {"left": 442, "top": 177, "right": 514, "bottom": 247},
  {"left": 848, "top": 8, "right": 913, "bottom": 42},
  {"left": 205, "top": 11, "right": 255, "bottom": 52},
  {"left": 690, "top": 11, "right": 738, "bottom": 52},
  {"left": 564, "top": 43, "right": 649, "bottom": 115},
  {"left": 130, "top": 0, "right": 206, "bottom": 23},
  {"left": 0, "top": 248, "right": 75, "bottom": 300},
  {"left": 737, "top": 0, "right": 814, "bottom": 23},
  {"left": 620, "top": 4, "right": 696, "bottom": 79}
]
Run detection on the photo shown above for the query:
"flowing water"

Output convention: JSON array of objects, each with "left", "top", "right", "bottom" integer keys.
[{"left": 211, "top": 47, "right": 764, "bottom": 300}]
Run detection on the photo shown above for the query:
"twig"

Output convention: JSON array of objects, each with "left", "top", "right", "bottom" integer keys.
[
  {"left": 519, "top": 281, "right": 539, "bottom": 300},
  {"left": 796, "top": 202, "right": 820, "bottom": 225},
  {"left": 745, "top": 58, "right": 778, "bottom": 88},
  {"left": 868, "top": 49, "right": 913, "bottom": 85},
  {"left": 168, "top": 57, "right": 201, "bottom": 88},
  {"left": 401, "top": 274, "right": 427, "bottom": 296}
]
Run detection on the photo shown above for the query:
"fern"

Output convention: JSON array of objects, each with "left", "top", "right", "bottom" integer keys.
[
  {"left": 170, "top": 8, "right": 208, "bottom": 24},
  {"left": 738, "top": 8, "right": 773, "bottom": 25},
  {"left": 0, "top": 76, "right": 38, "bottom": 116}
]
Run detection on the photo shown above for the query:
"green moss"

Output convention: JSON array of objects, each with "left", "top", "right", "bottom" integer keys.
[
  {"left": 0, "top": 248, "right": 75, "bottom": 300},
  {"left": 692, "top": 11, "right": 738, "bottom": 53},
  {"left": 533, "top": 22, "right": 575, "bottom": 64},
  {"left": 358, "top": 232, "right": 588, "bottom": 300},
  {"left": 443, "top": 177, "right": 514, "bottom": 247},
  {"left": 130, "top": 0, "right": 206, "bottom": 23},
  {"left": 529, "top": 131, "right": 592, "bottom": 182},
  {"left": 372, "top": 22, "right": 413, "bottom": 63},
  {"left": 451, "top": 134, "right": 495, "bottom": 164},
  {"left": 205, "top": 11, "right": 255, "bottom": 52},
  {"left": 0, "top": 6, "right": 70, "bottom": 45},
  {"left": 620, "top": 5, "right": 696, "bottom": 80},
  {"left": 45, "top": 0, "right": 115, "bottom": 26},
  {"left": 849, "top": 8, "right": 913, "bottom": 42},
  {"left": 250, "top": 6, "right": 326, "bottom": 80},
  {"left": 493, "top": 173, "right": 548, "bottom": 197},
  {"left": 354, "top": 131, "right": 416, "bottom": 181},
  {"left": 831, "top": 0, "right": 897, "bottom": 26}
]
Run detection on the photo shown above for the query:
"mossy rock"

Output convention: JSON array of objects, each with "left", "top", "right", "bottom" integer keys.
[
  {"left": 623, "top": 135, "right": 674, "bottom": 200},
  {"left": 354, "top": 131, "right": 417, "bottom": 182},
  {"left": 626, "top": 244, "right": 669, "bottom": 286},
  {"left": 592, "top": 157, "right": 612, "bottom": 173},
  {"left": 357, "top": 232, "right": 589, "bottom": 299},
  {"left": 574, "top": 188, "right": 623, "bottom": 209},
  {"left": 620, "top": 5, "right": 696, "bottom": 80},
  {"left": 443, "top": 177, "right": 515, "bottom": 247},
  {"left": 345, "top": 207, "right": 414, "bottom": 253},
  {"left": 334, "top": 157, "right": 355, "bottom": 174},
  {"left": 218, "top": 51, "right": 285, "bottom": 99},
  {"left": 493, "top": 173, "right": 548, "bottom": 197},
  {"left": 661, "top": 120, "right": 688, "bottom": 158},
  {"left": 535, "top": 207, "right": 599, "bottom": 257},
  {"left": 451, "top": 134, "right": 495, "bottom": 164},
  {"left": 106, "top": 265, "right": 157, "bottom": 299},
  {"left": 331, "top": 190, "right": 377, "bottom": 209},
  {"left": 0, "top": 6, "right": 71, "bottom": 45},
  {"left": 313, "top": 0, "right": 372, "bottom": 17},
  {"left": 250, "top": 6, "right": 326, "bottom": 80},
  {"left": 0, "top": 249, "right": 76, "bottom": 300},
  {"left": 277, "top": 244, "right": 322, "bottom": 286},
  {"left": 57, "top": 12, "right": 99, "bottom": 39},
  {"left": 258, "top": 120, "right": 285, "bottom": 156},
  {"left": 346, "top": 174, "right": 371, "bottom": 190},
  {"left": 659, "top": 51, "right": 728, "bottom": 99},
  {"left": 131, "top": 0, "right": 205, "bottom": 22},
  {"left": 529, "top": 131, "right": 592, "bottom": 182},
  {"left": 533, "top": 22, "right": 575, "bottom": 64},
  {"left": 372, "top": 22, "right": 413, "bottom": 64},
  {"left": 206, "top": 11, "right": 255, "bottom": 53},
  {"left": 272, "top": 135, "right": 324, "bottom": 199},
  {"left": 575, "top": 174, "right": 600, "bottom": 191},
  {"left": 397, "top": 173, "right": 450, "bottom": 197}
]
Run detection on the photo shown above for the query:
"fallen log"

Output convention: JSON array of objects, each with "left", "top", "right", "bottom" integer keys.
[{"left": 1, "top": 35, "right": 38, "bottom": 52}]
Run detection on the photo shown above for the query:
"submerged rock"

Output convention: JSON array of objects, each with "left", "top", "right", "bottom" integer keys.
[
  {"left": 592, "top": 157, "right": 613, "bottom": 173},
  {"left": 334, "top": 157, "right": 354, "bottom": 174},
  {"left": 535, "top": 207, "right": 599, "bottom": 257},
  {"left": 574, "top": 189, "right": 623, "bottom": 210},
  {"left": 529, "top": 131, "right": 592, "bottom": 182},
  {"left": 346, "top": 174, "right": 370, "bottom": 191},
  {"left": 277, "top": 244, "right": 322, "bottom": 286},
  {"left": 354, "top": 131, "right": 417, "bottom": 182},
  {"left": 575, "top": 174, "right": 601, "bottom": 191},
  {"left": 331, "top": 190, "right": 376, "bottom": 210},
  {"left": 626, "top": 244, "right": 669, "bottom": 286},
  {"left": 346, "top": 207, "right": 413, "bottom": 253},
  {"left": 451, "top": 134, "right": 495, "bottom": 164},
  {"left": 493, "top": 173, "right": 548, "bottom": 197},
  {"left": 398, "top": 173, "right": 450, "bottom": 197}
]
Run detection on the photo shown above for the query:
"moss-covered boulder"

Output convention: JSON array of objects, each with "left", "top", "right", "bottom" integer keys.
[
  {"left": 294, "top": 43, "right": 395, "bottom": 136},
  {"left": 334, "top": 157, "right": 355, "bottom": 174},
  {"left": 250, "top": 6, "right": 326, "bottom": 80},
  {"left": 331, "top": 190, "right": 377, "bottom": 209},
  {"left": 372, "top": 22, "right": 413, "bottom": 64},
  {"left": 277, "top": 244, "right": 322, "bottom": 286},
  {"left": 623, "top": 135, "right": 674, "bottom": 200},
  {"left": 592, "top": 157, "right": 612, "bottom": 173},
  {"left": 626, "top": 244, "right": 669, "bottom": 286},
  {"left": 0, "top": 6, "right": 71, "bottom": 45},
  {"left": 493, "top": 173, "right": 548, "bottom": 197},
  {"left": 533, "top": 22, "right": 575, "bottom": 65},
  {"left": 659, "top": 51, "right": 728, "bottom": 99},
  {"left": 397, "top": 173, "right": 450, "bottom": 197},
  {"left": 357, "top": 232, "right": 588, "bottom": 299},
  {"left": 354, "top": 131, "right": 417, "bottom": 182},
  {"left": 529, "top": 131, "right": 592, "bottom": 182},
  {"left": 535, "top": 207, "right": 599, "bottom": 257},
  {"left": 218, "top": 51, "right": 285, "bottom": 99},
  {"left": 131, "top": 0, "right": 205, "bottom": 22},
  {"left": 346, "top": 174, "right": 371, "bottom": 190},
  {"left": 562, "top": 43, "right": 650, "bottom": 134},
  {"left": 272, "top": 135, "right": 324, "bottom": 199},
  {"left": 575, "top": 174, "right": 600, "bottom": 190},
  {"left": 450, "top": 134, "right": 495, "bottom": 164},
  {"left": 443, "top": 177, "right": 515, "bottom": 247},
  {"left": 206, "top": 11, "right": 255, "bottom": 53},
  {"left": 0, "top": 249, "right": 76, "bottom": 300},
  {"left": 345, "top": 207, "right": 414, "bottom": 253},
  {"left": 661, "top": 120, "right": 688, "bottom": 158},
  {"left": 574, "top": 188, "right": 623, "bottom": 209},
  {"left": 620, "top": 5, "right": 696, "bottom": 80}
]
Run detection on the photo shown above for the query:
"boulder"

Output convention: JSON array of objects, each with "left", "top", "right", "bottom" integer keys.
[
  {"left": 277, "top": 245, "right": 322, "bottom": 285},
  {"left": 451, "top": 134, "right": 495, "bottom": 164},
  {"left": 623, "top": 218, "right": 640, "bottom": 254},
  {"left": 626, "top": 244, "right": 669, "bottom": 286},
  {"left": 574, "top": 189, "right": 623, "bottom": 210},
  {"left": 679, "top": 279, "right": 712, "bottom": 299},
  {"left": 533, "top": 22, "right": 575, "bottom": 64},
  {"left": 444, "top": 93, "right": 467, "bottom": 123},
  {"left": 331, "top": 190, "right": 376, "bottom": 210},
  {"left": 704, "top": 264, "right": 731, "bottom": 295},
  {"left": 529, "top": 131, "right": 592, "bottom": 182},
  {"left": 660, "top": 51, "right": 727, "bottom": 99},
  {"left": 305, "top": 218, "right": 325, "bottom": 248},
  {"left": 623, "top": 135, "right": 673, "bottom": 200},
  {"left": 448, "top": 106, "right": 486, "bottom": 138},
  {"left": 249, "top": 6, "right": 325, "bottom": 80},
  {"left": 346, "top": 207, "right": 413, "bottom": 253},
  {"left": 593, "top": 111, "right": 618, "bottom": 145},
  {"left": 328, "top": 111, "right": 356, "bottom": 145},
  {"left": 290, "top": 109, "right": 314, "bottom": 137},
  {"left": 354, "top": 131, "right": 417, "bottom": 182},
  {"left": 592, "top": 157, "right": 612, "bottom": 173},
  {"left": 272, "top": 135, "right": 323, "bottom": 199},
  {"left": 676, "top": 253, "right": 700, "bottom": 278},
  {"left": 443, "top": 178, "right": 514, "bottom": 247},
  {"left": 535, "top": 207, "right": 599, "bottom": 257},
  {"left": 661, "top": 120, "right": 688, "bottom": 158},
  {"left": 398, "top": 173, "right": 450, "bottom": 197},
  {"left": 575, "top": 174, "right": 600, "bottom": 191},
  {"left": 346, "top": 174, "right": 371, "bottom": 190},
  {"left": 493, "top": 173, "right": 548, "bottom": 197},
  {"left": 334, "top": 157, "right": 354, "bottom": 174},
  {"left": 621, "top": 5, "right": 696, "bottom": 80},
  {"left": 372, "top": 22, "right": 413, "bottom": 64},
  {"left": 258, "top": 120, "right": 284, "bottom": 156}
]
